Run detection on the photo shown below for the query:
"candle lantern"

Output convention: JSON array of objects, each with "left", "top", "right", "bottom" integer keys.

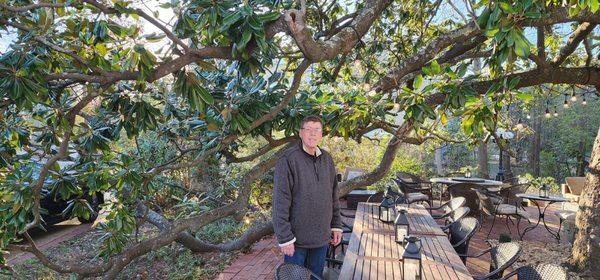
[
  {"left": 403, "top": 236, "right": 423, "bottom": 280},
  {"left": 395, "top": 209, "right": 410, "bottom": 244},
  {"left": 378, "top": 197, "right": 395, "bottom": 223},
  {"left": 464, "top": 168, "right": 472, "bottom": 178},
  {"left": 539, "top": 184, "right": 550, "bottom": 198}
]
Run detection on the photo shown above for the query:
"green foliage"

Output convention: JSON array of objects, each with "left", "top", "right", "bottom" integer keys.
[{"left": 519, "top": 173, "right": 560, "bottom": 194}]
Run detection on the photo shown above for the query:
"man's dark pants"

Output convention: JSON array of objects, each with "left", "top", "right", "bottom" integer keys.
[{"left": 283, "top": 244, "right": 328, "bottom": 279}]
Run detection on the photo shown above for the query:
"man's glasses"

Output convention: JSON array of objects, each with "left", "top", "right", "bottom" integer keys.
[{"left": 301, "top": 127, "right": 323, "bottom": 134}]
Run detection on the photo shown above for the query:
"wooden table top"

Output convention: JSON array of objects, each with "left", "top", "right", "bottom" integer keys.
[{"left": 339, "top": 202, "right": 472, "bottom": 280}]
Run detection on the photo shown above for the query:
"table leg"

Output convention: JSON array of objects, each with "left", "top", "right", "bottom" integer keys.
[
  {"left": 519, "top": 200, "right": 542, "bottom": 240},
  {"left": 540, "top": 201, "right": 561, "bottom": 242}
]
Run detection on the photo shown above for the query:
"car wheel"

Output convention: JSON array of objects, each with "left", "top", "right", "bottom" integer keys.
[{"left": 78, "top": 193, "right": 102, "bottom": 224}]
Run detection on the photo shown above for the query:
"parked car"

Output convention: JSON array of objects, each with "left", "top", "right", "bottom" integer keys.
[{"left": 33, "top": 162, "right": 105, "bottom": 226}]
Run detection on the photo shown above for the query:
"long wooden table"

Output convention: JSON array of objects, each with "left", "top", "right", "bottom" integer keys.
[{"left": 339, "top": 202, "right": 472, "bottom": 279}]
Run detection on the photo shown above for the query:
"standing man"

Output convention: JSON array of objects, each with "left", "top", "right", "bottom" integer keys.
[{"left": 272, "top": 115, "right": 343, "bottom": 279}]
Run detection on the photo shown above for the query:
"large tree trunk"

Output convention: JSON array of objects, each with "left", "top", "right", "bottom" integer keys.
[
  {"left": 478, "top": 140, "right": 489, "bottom": 179},
  {"left": 570, "top": 126, "right": 600, "bottom": 274},
  {"left": 529, "top": 116, "right": 541, "bottom": 176}
]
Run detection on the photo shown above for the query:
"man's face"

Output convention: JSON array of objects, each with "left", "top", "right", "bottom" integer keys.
[{"left": 299, "top": 121, "right": 323, "bottom": 149}]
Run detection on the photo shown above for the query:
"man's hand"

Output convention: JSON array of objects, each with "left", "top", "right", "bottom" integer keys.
[
  {"left": 331, "top": 231, "right": 342, "bottom": 246},
  {"left": 281, "top": 243, "right": 295, "bottom": 256}
]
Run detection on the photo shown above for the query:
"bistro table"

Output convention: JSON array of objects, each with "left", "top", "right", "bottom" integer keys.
[
  {"left": 430, "top": 177, "right": 504, "bottom": 213},
  {"left": 516, "top": 193, "right": 568, "bottom": 242},
  {"left": 339, "top": 202, "right": 472, "bottom": 279}
]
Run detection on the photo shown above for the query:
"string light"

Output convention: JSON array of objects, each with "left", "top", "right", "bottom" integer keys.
[
  {"left": 545, "top": 107, "right": 551, "bottom": 118},
  {"left": 582, "top": 97, "right": 587, "bottom": 105},
  {"left": 526, "top": 114, "right": 531, "bottom": 119},
  {"left": 563, "top": 94, "right": 569, "bottom": 108},
  {"left": 553, "top": 106, "right": 559, "bottom": 117},
  {"left": 570, "top": 92, "right": 577, "bottom": 102}
]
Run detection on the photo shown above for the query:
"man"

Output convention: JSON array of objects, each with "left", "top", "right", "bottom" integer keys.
[{"left": 272, "top": 115, "right": 342, "bottom": 279}]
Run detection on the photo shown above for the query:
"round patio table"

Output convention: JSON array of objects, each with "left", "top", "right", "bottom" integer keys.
[
  {"left": 516, "top": 193, "right": 568, "bottom": 242},
  {"left": 430, "top": 177, "right": 504, "bottom": 197},
  {"left": 430, "top": 177, "right": 504, "bottom": 214}
]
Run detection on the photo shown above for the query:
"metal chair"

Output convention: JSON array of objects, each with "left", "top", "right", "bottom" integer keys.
[
  {"left": 447, "top": 182, "right": 480, "bottom": 213},
  {"left": 441, "top": 206, "right": 470, "bottom": 232},
  {"left": 275, "top": 263, "right": 323, "bottom": 280},
  {"left": 393, "top": 172, "right": 433, "bottom": 207},
  {"left": 448, "top": 217, "right": 480, "bottom": 264},
  {"left": 460, "top": 242, "right": 522, "bottom": 280},
  {"left": 499, "top": 183, "right": 532, "bottom": 210},
  {"left": 475, "top": 189, "right": 529, "bottom": 239},
  {"left": 500, "top": 263, "right": 568, "bottom": 280},
  {"left": 428, "top": 196, "right": 466, "bottom": 219}
]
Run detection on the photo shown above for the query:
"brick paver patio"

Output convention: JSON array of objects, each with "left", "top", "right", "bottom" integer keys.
[{"left": 217, "top": 199, "right": 572, "bottom": 279}]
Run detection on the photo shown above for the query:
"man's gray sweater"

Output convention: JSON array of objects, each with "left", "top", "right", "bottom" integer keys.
[{"left": 272, "top": 142, "right": 342, "bottom": 248}]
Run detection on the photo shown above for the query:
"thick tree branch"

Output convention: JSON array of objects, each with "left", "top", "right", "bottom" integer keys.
[
  {"left": 552, "top": 22, "right": 597, "bottom": 66},
  {"left": 285, "top": 0, "right": 392, "bottom": 62},
  {"left": 222, "top": 136, "right": 297, "bottom": 163}
]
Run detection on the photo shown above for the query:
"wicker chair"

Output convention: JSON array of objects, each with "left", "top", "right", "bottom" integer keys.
[
  {"left": 475, "top": 189, "right": 529, "bottom": 239},
  {"left": 501, "top": 263, "right": 568, "bottom": 280},
  {"left": 441, "top": 206, "right": 470, "bottom": 232},
  {"left": 275, "top": 263, "right": 323, "bottom": 280},
  {"left": 460, "top": 242, "right": 522, "bottom": 280},
  {"left": 447, "top": 183, "right": 480, "bottom": 214},
  {"left": 393, "top": 172, "right": 433, "bottom": 207},
  {"left": 428, "top": 196, "right": 466, "bottom": 219},
  {"left": 448, "top": 217, "right": 480, "bottom": 264}
]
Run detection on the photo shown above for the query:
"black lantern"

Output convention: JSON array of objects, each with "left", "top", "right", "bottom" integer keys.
[
  {"left": 395, "top": 209, "right": 410, "bottom": 244},
  {"left": 402, "top": 236, "right": 422, "bottom": 280},
  {"left": 539, "top": 184, "right": 550, "bottom": 198},
  {"left": 378, "top": 197, "right": 395, "bottom": 223}
]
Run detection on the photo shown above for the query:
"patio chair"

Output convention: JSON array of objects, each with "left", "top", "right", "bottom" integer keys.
[
  {"left": 427, "top": 196, "right": 466, "bottom": 219},
  {"left": 475, "top": 189, "right": 528, "bottom": 239},
  {"left": 393, "top": 172, "right": 433, "bottom": 207},
  {"left": 441, "top": 206, "right": 470, "bottom": 232},
  {"left": 448, "top": 217, "right": 480, "bottom": 264},
  {"left": 500, "top": 263, "right": 568, "bottom": 280},
  {"left": 275, "top": 263, "right": 323, "bottom": 280},
  {"left": 499, "top": 182, "right": 532, "bottom": 210},
  {"left": 459, "top": 242, "right": 522, "bottom": 280},
  {"left": 554, "top": 209, "right": 577, "bottom": 242},
  {"left": 447, "top": 182, "right": 480, "bottom": 214},
  {"left": 562, "top": 177, "right": 585, "bottom": 202}
]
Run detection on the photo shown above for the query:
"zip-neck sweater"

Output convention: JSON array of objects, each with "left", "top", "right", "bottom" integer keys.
[{"left": 272, "top": 142, "right": 342, "bottom": 248}]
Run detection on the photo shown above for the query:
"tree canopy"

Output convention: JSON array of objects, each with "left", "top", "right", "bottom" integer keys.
[{"left": 2, "top": 0, "right": 600, "bottom": 278}]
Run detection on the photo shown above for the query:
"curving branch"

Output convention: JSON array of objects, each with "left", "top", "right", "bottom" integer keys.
[
  {"left": 222, "top": 136, "right": 297, "bottom": 163},
  {"left": 285, "top": 0, "right": 392, "bottom": 62},
  {"left": 552, "top": 22, "right": 597, "bottom": 66}
]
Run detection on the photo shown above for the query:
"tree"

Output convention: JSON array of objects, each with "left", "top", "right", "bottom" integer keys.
[
  {"left": 570, "top": 126, "right": 600, "bottom": 275},
  {"left": 2, "top": 0, "right": 600, "bottom": 278}
]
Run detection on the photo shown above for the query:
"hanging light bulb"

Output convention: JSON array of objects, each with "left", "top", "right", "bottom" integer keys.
[
  {"left": 582, "top": 97, "right": 587, "bottom": 105},
  {"left": 570, "top": 92, "right": 577, "bottom": 102},
  {"left": 554, "top": 106, "right": 559, "bottom": 117},
  {"left": 563, "top": 94, "right": 569, "bottom": 108},
  {"left": 545, "top": 107, "right": 551, "bottom": 118},
  {"left": 526, "top": 114, "right": 531, "bottom": 119}
]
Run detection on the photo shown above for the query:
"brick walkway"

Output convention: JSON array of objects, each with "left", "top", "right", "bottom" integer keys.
[{"left": 217, "top": 200, "right": 572, "bottom": 279}]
